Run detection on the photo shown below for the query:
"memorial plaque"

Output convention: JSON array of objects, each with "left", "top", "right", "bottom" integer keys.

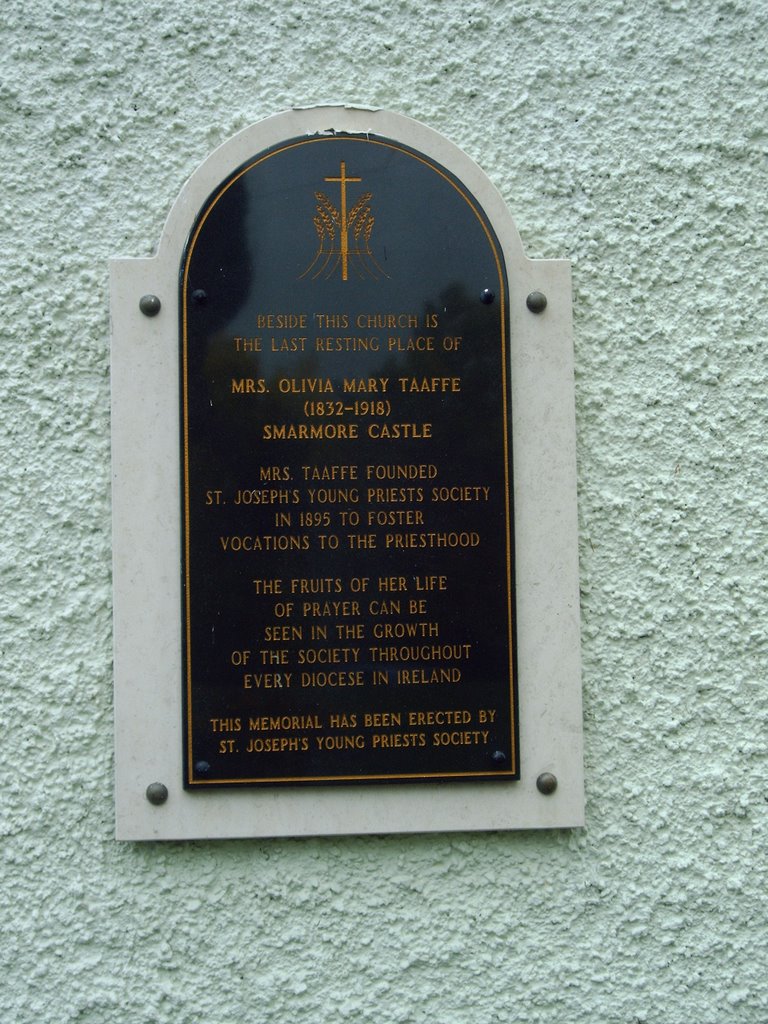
[
  {"left": 180, "top": 134, "right": 518, "bottom": 786},
  {"left": 112, "top": 107, "right": 583, "bottom": 838}
]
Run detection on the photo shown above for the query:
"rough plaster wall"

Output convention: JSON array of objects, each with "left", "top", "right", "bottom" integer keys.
[{"left": 1, "top": 1, "right": 766, "bottom": 1022}]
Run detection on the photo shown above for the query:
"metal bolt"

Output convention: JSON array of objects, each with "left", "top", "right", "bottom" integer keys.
[
  {"left": 526, "top": 291, "right": 547, "bottom": 314},
  {"left": 491, "top": 750, "right": 507, "bottom": 765},
  {"left": 192, "top": 289, "right": 208, "bottom": 305},
  {"left": 194, "top": 760, "right": 211, "bottom": 775},
  {"left": 480, "top": 288, "right": 495, "bottom": 305},
  {"left": 139, "top": 294, "right": 161, "bottom": 317},
  {"left": 145, "top": 782, "right": 168, "bottom": 805},
  {"left": 536, "top": 772, "right": 558, "bottom": 795}
]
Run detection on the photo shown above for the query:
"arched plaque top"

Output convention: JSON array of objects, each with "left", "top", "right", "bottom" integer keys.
[{"left": 157, "top": 106, "right": 526, "bottom": 269}]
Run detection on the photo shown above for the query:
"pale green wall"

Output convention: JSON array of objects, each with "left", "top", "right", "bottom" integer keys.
[{"left": 2, "top": 1, "right": 766, "bottom": 1021}]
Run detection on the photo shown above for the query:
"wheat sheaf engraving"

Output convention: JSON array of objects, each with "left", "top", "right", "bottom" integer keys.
[{"left": 300, "top": 161, "right": 389, "bottom": 282}]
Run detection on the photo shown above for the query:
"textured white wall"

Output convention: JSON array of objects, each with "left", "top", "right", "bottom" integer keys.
[{"left": 2, "top": 1, "right": 766, "bottom": 1022}]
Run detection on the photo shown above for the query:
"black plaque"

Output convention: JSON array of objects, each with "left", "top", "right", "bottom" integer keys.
[{"left": 181, "top": 134, "right": 517, "bottom": 786}]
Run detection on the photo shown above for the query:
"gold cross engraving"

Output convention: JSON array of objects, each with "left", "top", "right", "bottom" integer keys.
[
  {"left": 300, "top": 161, "right": 389, "bottom": 282},
  {"left": 324, "top": 162, "right": 361, "bottom": 281}
]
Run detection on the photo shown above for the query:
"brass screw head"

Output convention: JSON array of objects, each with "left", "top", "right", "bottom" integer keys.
[
  {"left": 526, "top": 291, "right": 548, "bottom": 314},
  {"left": 145, "top": 782, "right": 168, "bottom": 805},
  {"left": 536, "top": 772, "right": 558, "bottom": 795},
  {"left": 139, "top": 294, "right": 161, "bottom": 317}
]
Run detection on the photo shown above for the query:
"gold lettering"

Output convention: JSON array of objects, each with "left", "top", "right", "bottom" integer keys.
[
  {"left": 233, "top": 337, "right": 262, "bottom": 352},
  {"left": 387, "top": 336, "right": 434, "bottom": 352},
  {"left": 342, "top": 377, "right": 389, "bottom": 393},
  {"left": 263, "top": 423, "right": 359, "bottom": 440},
  {"left": 300, "top": 600, "right": 360, "bottom": 617},
  {"left": 363, "top": 712, "right": 402, "bottom": 727},
  {"left": 367, "top": 422, "right": 432, "bottom": 439},
  {"left": 371, "top": 731, "right": 427, "bottom": 748},
  {"left": 231, "top": 377, "right": 267, "bottom": 394},
  {"left": 263, "top": 625, "right": 303, "bottom": 641},
  {"left": 271, "top": 336, "right": 307, "bottom": 352},
  {"left": 255, "top": 314, "right": 308, "bottom": 329},
  {"left": 398, "top": 376, "right": 461, "bottom": 393},
  {"left": 301, "top": 465, "right": 358, "bottom": 481}
]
